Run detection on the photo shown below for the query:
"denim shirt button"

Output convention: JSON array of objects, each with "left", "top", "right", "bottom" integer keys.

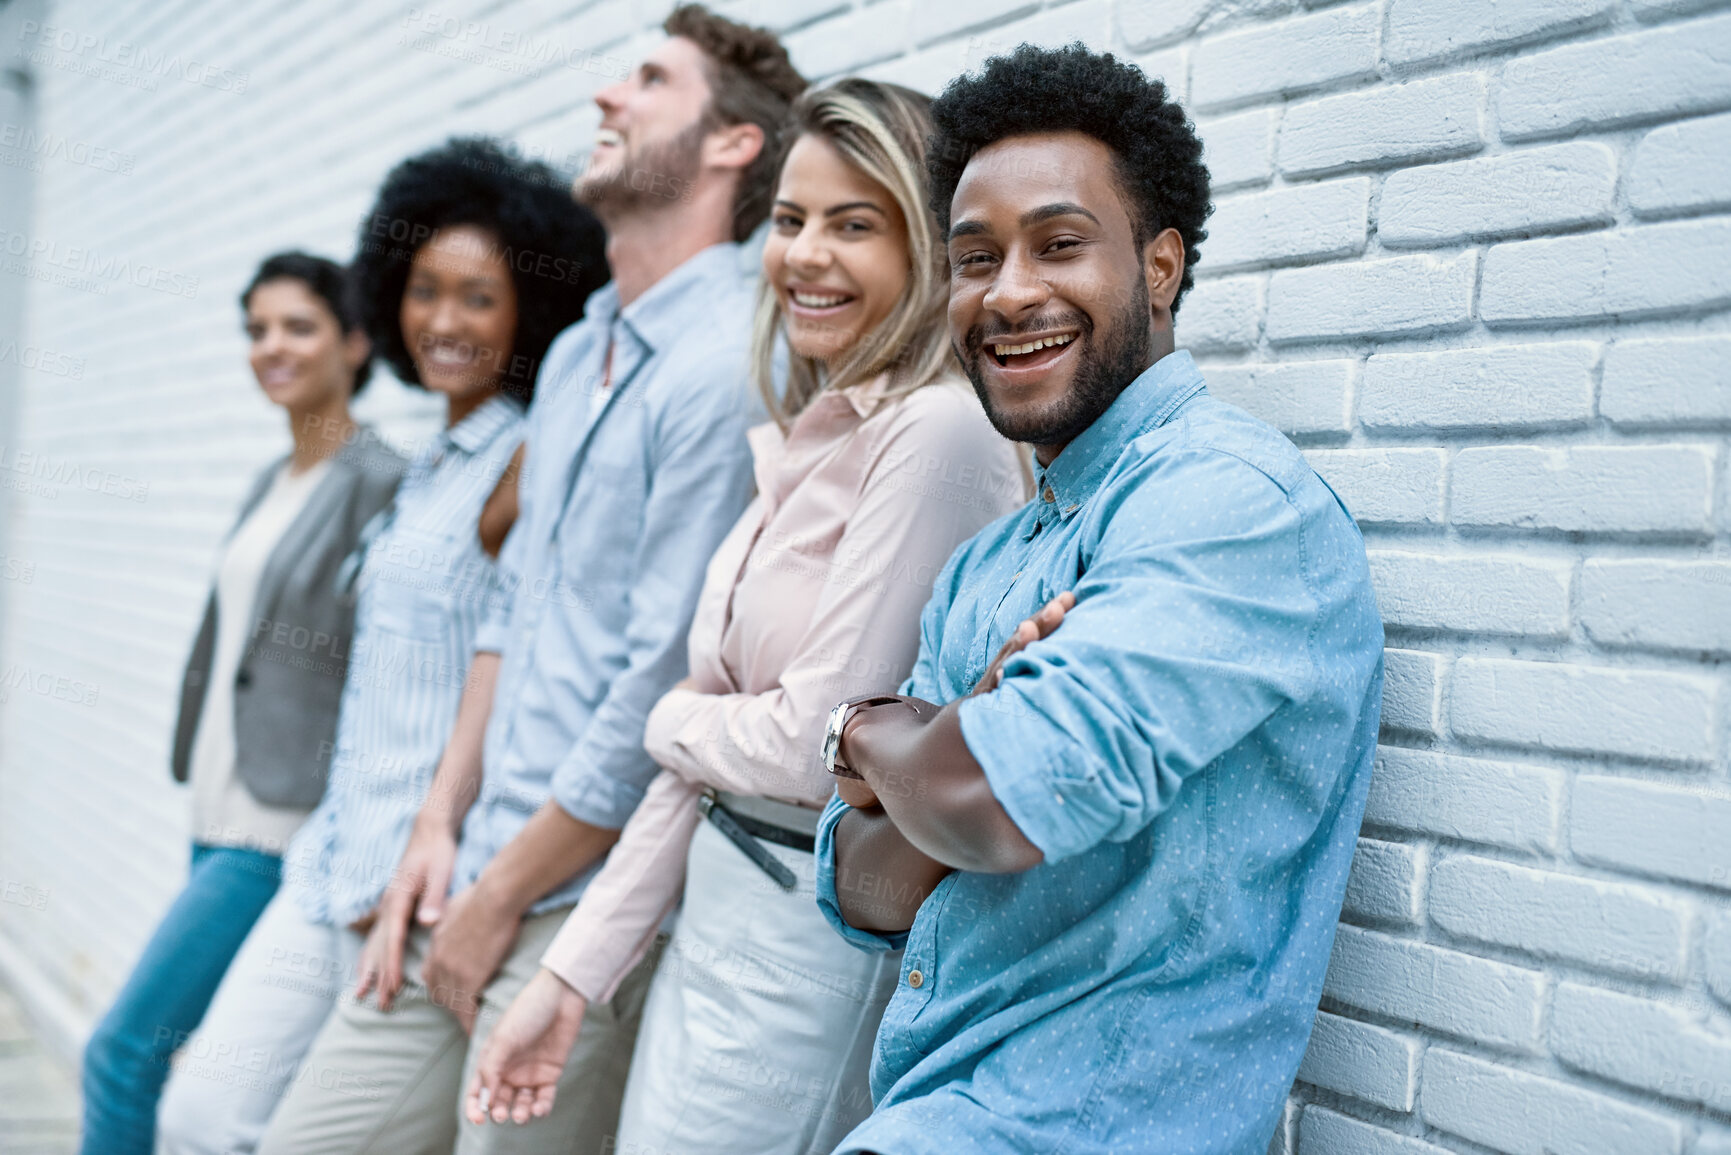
[{"left": 908, "top": 968, "right": 925, "bottom": 988}]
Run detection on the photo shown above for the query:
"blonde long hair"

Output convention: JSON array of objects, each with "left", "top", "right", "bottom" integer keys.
[{"left": 750, "top": 79, "right": 953, "bottom": 428}]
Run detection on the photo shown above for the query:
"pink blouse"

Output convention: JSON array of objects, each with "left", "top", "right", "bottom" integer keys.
[{"left": 540, "top": 374, "right": 1027, "bottom": 1001}]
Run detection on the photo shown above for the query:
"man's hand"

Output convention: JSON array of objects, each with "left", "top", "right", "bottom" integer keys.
[
  {"left": 834, "top": 776, "right": 879, "bottom": 810},
  {"left": 832, "top": 593, "right": 1069, "bottom": 811},
  {"left": 464, "top": 968, "right": 588, "bottom": 1126},
  {"left": 969, "top": 591, "right": 1075, "bottom": 697},
  {"left": 422, "top": 876, "right": 524, "bottom": 1034},
  {"left": 355, "top": 817, "right": 459, "bottom": 1010}
]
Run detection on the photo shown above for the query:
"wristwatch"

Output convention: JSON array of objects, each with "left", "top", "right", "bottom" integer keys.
[{"left": 821, "top": 694, "right": 903, "bottom": 779}]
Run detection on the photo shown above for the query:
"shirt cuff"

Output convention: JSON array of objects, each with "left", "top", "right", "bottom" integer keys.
[
  {"left": 473, "top": 614, "right": 509, "bottom": 655},
  {"left": 814, "top": 794, "right": 907, "bottom": 953},
  {"left": 957, "top": 688, "right": 1111, "bottom": 863},
  {"left": 549, "top": 758, "right": 649, "bottom": 831}
]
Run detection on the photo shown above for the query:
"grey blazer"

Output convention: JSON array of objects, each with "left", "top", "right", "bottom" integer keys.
[{"left": 170, "top": 428, "right": 405, "bottom": 809}]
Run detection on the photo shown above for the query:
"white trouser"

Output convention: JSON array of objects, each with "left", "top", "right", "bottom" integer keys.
[
  {"left": 157, "top": 888, "right": 360, "bottom": 1155},
  {"left": 615, "top": 816, "right": 901, "bottom": 1155}
]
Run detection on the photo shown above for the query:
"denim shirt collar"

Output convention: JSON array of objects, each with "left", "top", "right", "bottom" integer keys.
[{"left": 1026, "top": 350, "right": 1205, "bottom": 536}]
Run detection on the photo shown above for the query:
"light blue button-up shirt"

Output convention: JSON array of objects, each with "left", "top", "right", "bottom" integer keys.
[
  {"left": 453, "top": 244, "right": 758, "bottom": 912},
  {"left": 285, "top": 395, "right": 524, "bottom": 927},
  {"left": 816, "top": 351, "right": 1384, "bottom": 1155}
]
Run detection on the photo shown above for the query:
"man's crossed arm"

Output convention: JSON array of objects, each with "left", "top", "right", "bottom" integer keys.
[{"left": 829, "top": 592, "right": 1074, "bottom": 933}]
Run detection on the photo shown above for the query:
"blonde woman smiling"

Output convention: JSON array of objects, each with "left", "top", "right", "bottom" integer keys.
[{"left": 467, "top": 79, "right": 1026, "bottom": 1152}]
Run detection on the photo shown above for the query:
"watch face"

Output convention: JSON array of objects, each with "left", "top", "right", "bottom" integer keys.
[{"left": 822, "top": 700, "right": 848, "bottom": 771}]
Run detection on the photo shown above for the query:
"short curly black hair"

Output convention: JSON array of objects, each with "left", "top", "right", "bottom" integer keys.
[
  {"left": 242, "top": 250, "right": 373, "bottom": 392},
  {"left": 350, "top": 137, "right": 609, "bottom": 404},
  {"left": 927, "top": 44, "right": 1211, "bottom": 313}
]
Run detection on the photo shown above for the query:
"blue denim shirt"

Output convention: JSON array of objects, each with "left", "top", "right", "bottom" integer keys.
[
  {"left": 815, "top": 351, "right": 1383, "bottom": 1155},
  {"left": 454, "top": 244, "right": 759, "bottom": 912},
  {"left": 285, "top": 396, "right": 523, "bottom": 927}
]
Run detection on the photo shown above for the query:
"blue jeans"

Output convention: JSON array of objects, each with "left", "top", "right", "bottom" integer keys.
[{"left": 80, "top": 844, "right": 282, "bottom": 1155}]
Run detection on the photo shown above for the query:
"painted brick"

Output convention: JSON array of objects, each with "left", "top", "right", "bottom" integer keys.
[
  {"left": 1297, "top": 1011, "right": 1420, "bottom": 1111},
  {"left": 1197, "top": 108, "right": 1277, "bottom": 191},
  {"left": 1360, "top": 342, "right": 1596, "bottom": 431},
  {"left": 1201, "top": 360, "right": 1354, "bottom": 436},
  {"left": 1629, "top": 0, "right": 1731, "bottom": 16},
  {"left": 1430, "top": 856, "right": 1689, "bottom": 981},
  {"left": 1266, "top": 252, "right": 1477, "bottom": 343},
  {"left": 1305, "top": 449, "right": 1446, "bottom": 527},
  {"left": 1277, "top": 75, "right": 1484, "bottom": 177},
  {"left": 727, "top": 0, "right": 852, "bottom": 32},
  {"left": 1451, "top": 658, "right": 1719, "bottom": 764},
  {"left": 784, "top": 1, "right": 908, "bottom": 77},
  {"left": 1266, "top": 1099, "right": 1297, "bottom": 1155},
  {"left": 1190, "top": 3, "right": 1380, "bottom": 111},
  {"left": 1204, "top": 179, "right": 1369, "bottom": 272},
  {"left": 1572, "top": 776, "right": 1731, "bottom": 892},
  {"left": 906, "top": 0, "right": 1033, "bottom": 46},
  {"left": 1707, "top": 910, "right": 1731, "bottom": 1009},
  {"left": 1481, "top": 219, "right": 1731, "bottom": 326},
  {"left": 1450, "top": 445, "right": 1715, "bottom": 536},
  {"left": 1380, "top": 648, "right": 1441, "bottom": 734},
  {"left": 1629, "top": 111, "right": 1731, "bottom": 219},
  {"left": 1364, "top": 747, "right": 1562, "bottom": 853},
  {"left": 950, "top": 0, "right": 1110, "bottom": 65},
  {"left": 1385, "top": 0, "right": 1615, "bottom": 66},
  {"left": 1581, "top": 560, "right": 1731, "bottom": 655},
  {"left": 1601, "top": 336, "right": 1731, "bottom": 427},
  {"left": 1115, "top": 0, "right": 1209, "bottom": 49},
  {"left": 1378, "top": 143, "right": 1617, "bottom": 247},
  {"left": 1301, "top": 1108, "right": 1450, "bottom": 1155},
  {"left": 1368, "top": 550, "right": 1571, "bottom": 637},
  {"left": 1499, "top": 12, "right": 1731, "bottom": 140},
  {"left": 1342, "top": 837, "right": 1425, "bottom": 927},
  {"left": 1178, "top": 276, "right": 1263, "bottom": 353},
  {"left": 857, "top": 39, "right": 965, "bottom": 93},
  {"left": 1324, "top": 925, "right": 1546, "bottom": 1051},
  {"left": 1133, "top": 45, "right": 1189, "bottom": 105},
  {"left": 1698, "top": 1130, "right": 1731, "bottom": 1155},
  {"left": 1423, "top": 1048, "right": 1685, "bottom": 1155},
  {"left": 1552, "top": 983, "right": 1731, "bottom": 1113}
]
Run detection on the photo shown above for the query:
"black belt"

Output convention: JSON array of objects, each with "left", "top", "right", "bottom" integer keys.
[{"left": 697, "top": 791, "right": 812, "bottom": 891}]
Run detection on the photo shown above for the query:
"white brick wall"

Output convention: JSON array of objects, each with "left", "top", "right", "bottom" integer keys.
[{"left": 0, "top": 1, "right": 1726, "bottom": 1151}]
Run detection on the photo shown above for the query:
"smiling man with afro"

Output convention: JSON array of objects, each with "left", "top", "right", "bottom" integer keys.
[{"left": 813, "top": 43, "right": 1383, "bottom": 1155}]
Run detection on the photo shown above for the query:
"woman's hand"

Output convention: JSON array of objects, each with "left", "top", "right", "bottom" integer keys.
[
  {"left": 464, "top": 967, "right": 589, "bottom": 1125},
  {"left": 354, "top": 816, "right": 458, "bottom": 1010}
]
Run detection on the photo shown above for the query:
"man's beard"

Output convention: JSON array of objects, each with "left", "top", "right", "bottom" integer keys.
[
  {"left": 576, "top": 120, "right": 705, "bottom": 217},
  {"left": 957, "top": 274, "right": 1154, "bottom": 449}
]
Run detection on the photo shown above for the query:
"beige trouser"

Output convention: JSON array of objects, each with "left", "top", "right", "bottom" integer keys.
[
  {"left": 613, "top": 819, "right": 900, "bottom": 1155},
  {"left": 257, "top": 905, "right": 662, "bottom": 1155}
]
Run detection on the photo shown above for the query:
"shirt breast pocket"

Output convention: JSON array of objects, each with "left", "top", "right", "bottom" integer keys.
[
  {"left": 977, "top": 575, "right": 1058, "bottom": 678},
  {"left": 362, "top": 524, "right": 461, "bottom": 648}
]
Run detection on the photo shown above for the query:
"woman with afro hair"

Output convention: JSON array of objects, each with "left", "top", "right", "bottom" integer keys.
[{"left": 155, "top": 137, "right": 608, "bottom": 1155}]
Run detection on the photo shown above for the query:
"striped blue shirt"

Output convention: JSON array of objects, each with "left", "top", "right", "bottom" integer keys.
[
  {"left": 452, "top": 243, "right": 759, "bottom": 914},
  {"left": 284, "top": 396, "right": 524, "bottom": 927}
]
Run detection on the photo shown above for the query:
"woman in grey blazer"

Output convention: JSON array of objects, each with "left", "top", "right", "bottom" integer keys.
[{"left": 80, "top": 251, "right": 405, "bottom": 1155}]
